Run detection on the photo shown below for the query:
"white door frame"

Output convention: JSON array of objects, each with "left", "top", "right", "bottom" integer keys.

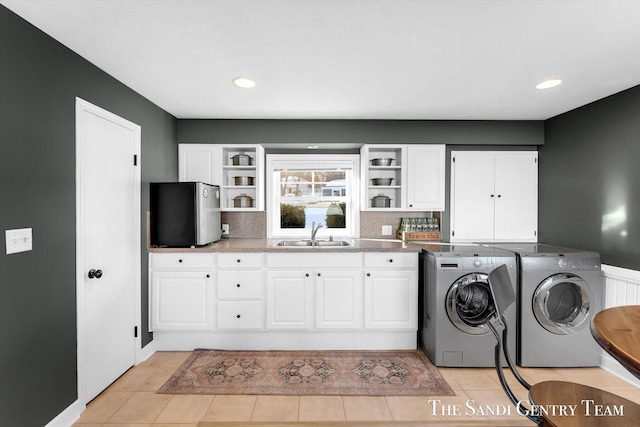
[{"left": 75, "top": 97, "right": 142, "bottom": 405}]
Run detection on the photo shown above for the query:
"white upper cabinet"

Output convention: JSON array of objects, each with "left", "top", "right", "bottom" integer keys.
[
  {"left": 405, "top": 145, "right": 446, "bottom": 211},
  {"left": 450, "top": 151, "right": 538, "bottom": 242},
  {"left": 178, "top": 144, "right": 265, "bottom": 211},
  {"left": 361, "top": 144, "right": 445, "bottom": 211},
  {"left": 178, "top": 144, "right": 217, "bottom": 184}
]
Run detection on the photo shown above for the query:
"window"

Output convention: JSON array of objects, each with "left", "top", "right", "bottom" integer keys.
[{"left": 266, "top": 154, "right": 360, "bottom": 238}]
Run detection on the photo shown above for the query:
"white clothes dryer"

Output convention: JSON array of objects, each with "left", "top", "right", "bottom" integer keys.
[
  {"left": 420, "top": 244, "right": 517, "bottom": 367},
  {"left": 489, "top": 243, "right": 604, "bottom": 367}
]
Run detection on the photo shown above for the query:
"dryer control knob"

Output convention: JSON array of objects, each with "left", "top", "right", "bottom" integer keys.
[{"left": 559, "top": 259, "right": 568, "bottom": 268}]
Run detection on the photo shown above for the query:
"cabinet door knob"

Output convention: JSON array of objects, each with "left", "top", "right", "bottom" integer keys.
[
  {"left": 389, "top": 259, "right": 394, "bottom": 263},
  {"left": 236, "top": 283, "right": 241, "bottom": 287},
  {"left": 497, "top": 194, "right": 502, "bottom": 198},
  {"left": 178, "top": 259, "right": 183, "bottom": 263},
  {"left": 88, "top": 269, "right": 103, "bottom": 279},
  {"left": 409, "top": 204, "right": 413, "bottom": 207},
  {"left": 206, "top": 274, "right": 210, "bottom": 278},
  {"left": 367, "top": 273, "right": 371, "bottom": 277},
  {"left": 490, "top": 194, "right": 495, "bottom": 198},
  {"left": 236, "top": 259, "right": 241, "bottom": 263},
  {"left": 317, "top": 273, "right": 321, "bottom": 277},
  {"left": 305, "top": 273, "right": 310, "bottom": 277},
  {"left": 236, "top": 314, "right": 241, "bottom": 319}
]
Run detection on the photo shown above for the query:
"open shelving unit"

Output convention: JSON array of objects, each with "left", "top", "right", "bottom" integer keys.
[
  {"left": 220, "top": 145, "right": 264, "bottom": 211},
  {"left": 362, "top": 145, "right": 404, "bottom": 210}
]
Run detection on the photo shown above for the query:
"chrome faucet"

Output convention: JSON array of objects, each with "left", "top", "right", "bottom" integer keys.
[{"left": 311, "top": 221, "right": 323, "bottom": 245}]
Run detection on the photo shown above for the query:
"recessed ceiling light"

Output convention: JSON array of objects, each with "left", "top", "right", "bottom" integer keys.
[
  {"left": 536, "top": 79, "right": 562, "bottom": 90},
  {"left": 233, "top": 77, "right": 255, "bottom": 89},
  {"left": 307, "top": 145, "right": 320, "bottom": 150}
]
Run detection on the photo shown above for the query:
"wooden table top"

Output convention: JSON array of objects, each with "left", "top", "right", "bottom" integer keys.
[{"left": 591, "top": 305, "right": 640, "bottom": 380}]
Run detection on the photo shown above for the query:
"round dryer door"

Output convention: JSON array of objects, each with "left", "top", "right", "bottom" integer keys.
[
  {"left": 533, "top": 273, "right": 592, "bottom": 335},
  {"left": 446, "top": 273, "right": 496, "bottom": 335}
]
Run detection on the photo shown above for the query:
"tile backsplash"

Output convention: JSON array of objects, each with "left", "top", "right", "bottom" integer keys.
[
  {"left": 221, "top": 211, "right": 267, "bottom": 238},
  {"left": 360, "top": 211, "right": 434, "bottom": 238},
  {"left": 222, "top": 211, "right": 436, "bottom": 239}
]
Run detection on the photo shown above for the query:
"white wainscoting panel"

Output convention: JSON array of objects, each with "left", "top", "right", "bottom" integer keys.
[{"left": 601, "top": 264, "right": 640, "bottom": 387}]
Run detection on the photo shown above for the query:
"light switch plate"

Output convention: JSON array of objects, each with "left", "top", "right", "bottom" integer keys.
[
  {"left": 5, "top": 228, "right": 33, "bottom": 254},
  {"left": 222, "top": 224, "right": 230, "bottom": 235}
]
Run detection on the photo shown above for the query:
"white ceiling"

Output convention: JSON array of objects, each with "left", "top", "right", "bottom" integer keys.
[{"left": 3, "top": 0, "right": 640, "bottom": 120}]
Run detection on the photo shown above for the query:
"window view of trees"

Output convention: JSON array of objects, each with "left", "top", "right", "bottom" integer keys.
[{"left": 278, "top": 170, "right": 347, "bottom": 229}]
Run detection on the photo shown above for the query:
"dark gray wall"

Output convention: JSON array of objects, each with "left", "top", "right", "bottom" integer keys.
[
  {"left": 178, "top": 119, "right": 543, "bottom": 146},
  {"left": 540, "top": 85, "right": 640, "bottom": 270},
  {"left": 0, "top": 6, "right": 177, "bottom": 426}
]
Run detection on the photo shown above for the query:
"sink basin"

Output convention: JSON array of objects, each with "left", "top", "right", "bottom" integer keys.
[
  {"left": 274, "top": 240, "right": 314, "bottom": 247},
  {"left": 273, "top": 239, "right": 353, "bottom": 247},
  {"left": 315, "top": 240, "right": 353, "bottom": 247}
]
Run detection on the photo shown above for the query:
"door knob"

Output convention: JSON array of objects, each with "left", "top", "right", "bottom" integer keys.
[{"left": 88, "top": 269, "right": 103, "bottom": 279}]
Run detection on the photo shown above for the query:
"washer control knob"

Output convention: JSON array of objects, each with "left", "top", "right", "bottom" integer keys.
[
  {"left": 559, "top": 259, "right": 568, "bottom": 268},
  {"left": 473, "top": 260, "right": 482, "bottom": 268}
]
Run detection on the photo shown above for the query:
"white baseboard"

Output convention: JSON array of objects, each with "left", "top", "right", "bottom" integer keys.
[
  {"left": 140, "top": 339, "right": 157, "bottom": 363},
  {"left": 44, "top": 399, "right": 84, "bottom": 427},
  {"left": 46, "top": 341, "right": 156, "bottom": 427},
  {"left": 601, "top": 353, "right": 640, "bottom": 388},
  {"left": 152, "top": 330, "right": 417, "bottom": 351}
]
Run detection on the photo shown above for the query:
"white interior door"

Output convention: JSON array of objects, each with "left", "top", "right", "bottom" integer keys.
[{"left": 76, "top": 98, "right": 141, "bottom": 403}]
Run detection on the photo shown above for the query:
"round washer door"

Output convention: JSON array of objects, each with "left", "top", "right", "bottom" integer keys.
[
  {"left": 446, "top": 273, "right": 496, "bottom": 335},
  {"left": 533, "top": 273, "right": 592, "bottom": 335}
]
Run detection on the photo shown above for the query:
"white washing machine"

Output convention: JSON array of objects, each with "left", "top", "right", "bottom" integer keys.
[
  {"left": 420, "top": 244, "right": 517, "bottom": 367},
  {"left": 489, "top": 243, "right": 604, "bottom": 367}
]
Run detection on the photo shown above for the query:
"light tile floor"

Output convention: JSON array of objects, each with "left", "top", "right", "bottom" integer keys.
[{"left": 73, "top": 351, "right": 640, "bottom": 426}]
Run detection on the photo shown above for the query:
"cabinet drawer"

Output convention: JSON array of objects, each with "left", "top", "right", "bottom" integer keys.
[
  {"left": 218, "top": 252, "right": 263, "bottom": 269},
  {"left": 150, "top": 253, "right": 214, "bottom": 269},
  {"left": 364, "top": 252, "right": 417, "bottom": 269},
  {"left": 217, "top": 301, "right": 263, "bottom": 330},
  {"left": 217, "top": 271, "right": 262, "bottom": 299}
]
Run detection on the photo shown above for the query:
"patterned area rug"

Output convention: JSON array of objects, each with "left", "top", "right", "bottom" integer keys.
[{"left": 158, "top": 349, "right": 455, "bottom": 396}]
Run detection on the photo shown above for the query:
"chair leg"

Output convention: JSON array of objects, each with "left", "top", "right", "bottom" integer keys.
[
  {"left": 488, "top": 320, "right": 541, "bottom": 425},
  {"left": 501, "top": 315, "right": 532, "bottom": 390}
]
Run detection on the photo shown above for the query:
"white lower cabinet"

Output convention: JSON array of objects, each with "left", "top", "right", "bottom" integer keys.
[
  {"left": 266, "top": 269, "right": 364, "bottom": 330},
  {"left": 150, "top": 250, "right": 418, "bottom": 350},
  {"left": 364, "top": 270, "right": 417, "bottom": 329},
  {"left": 149, "top": 253, "right": 215, "bottom": 331},
  {"left": 265, "top": 253, "right": 363, "bottom": 331},
  {"left": 363, "top": 253, "right": 418, "bottom": 329},
  {"left": 315, "top": 270, "right": 363, "bottom": 329},
  {"left": 266, "top": 270, "right": 314, "bottom": 329},
  {"left": 150, "top": 270, "right": 213, "bottom": 330}
]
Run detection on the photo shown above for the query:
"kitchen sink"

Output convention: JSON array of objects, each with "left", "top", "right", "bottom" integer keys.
[
  {"left": 314, "top": 240, "right": 353, "bottom": 247},
  {"left": 273, "top": 239, "right": 353, "bottom": 247},
  {"left": 273, "top": 240, "right": 314, "bottom": 247}
]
